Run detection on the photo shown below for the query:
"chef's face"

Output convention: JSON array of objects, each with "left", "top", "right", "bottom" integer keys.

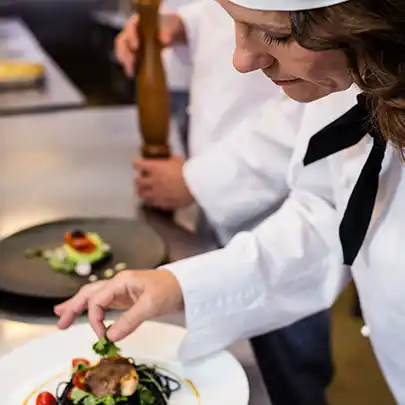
[{"left": 218, "top": 0, "right": 353, "bottom": 102}]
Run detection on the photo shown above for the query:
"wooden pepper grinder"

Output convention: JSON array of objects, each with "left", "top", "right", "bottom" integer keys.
[{"left": 134, "top": 0, "right": 171, "bottom": 159}]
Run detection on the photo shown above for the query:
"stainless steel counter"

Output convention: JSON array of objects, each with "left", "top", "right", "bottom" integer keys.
[
  {"left": 0, "top": 18, "right": 85, "bottom": 115},
  {"left": 0, "top": 107, "right": 271, "bottom": 405}
]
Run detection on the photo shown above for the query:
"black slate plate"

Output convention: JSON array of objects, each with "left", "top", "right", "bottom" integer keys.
[{"left": 0, "top": 217, "right": 168, "bottom": 299}]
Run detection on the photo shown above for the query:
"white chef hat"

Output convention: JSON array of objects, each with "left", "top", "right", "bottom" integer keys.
[{"left": 229, "top": 0, "right": 349, "bottom": 11}]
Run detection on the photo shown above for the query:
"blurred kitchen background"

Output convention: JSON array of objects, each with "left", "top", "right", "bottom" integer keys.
[{"left": 0, "top": 0, "right": 136, "bottom": 107}]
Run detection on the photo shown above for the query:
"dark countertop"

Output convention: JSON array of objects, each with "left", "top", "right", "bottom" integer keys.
[
  {"left": 0, "top": 107, "right": 271, "bottom": 405},
  {"left": 0, "top": 18, "right": 85, "bottom": 115}
]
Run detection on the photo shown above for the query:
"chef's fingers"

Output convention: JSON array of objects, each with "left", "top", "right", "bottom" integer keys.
[
  {"left": 138, "top": 190, "right": 155, "bottom": 201},
  {"left": 54, "top": 297, "right": 76, "bottom": 317},
  {"left": 133, "top": 158, "right": 166, "bottom": 173},
  {"left": 135, "top": 175, "right": 155, "bottom": 188},
  {"left": 123, "top": 15, "right": 139, "bottom": 52},
  {"left": 123, "top": 47, "right": 135, "bottom": 77},
  {"left": 159, "top": 27, "right": 175, "bottom": 47},
  {"left": 125, "top": 15, "right": 140, "bottom": 50},
  {"left": 54, "top": 301, "right": 67, "bottom": 316},
  {"left": 120, "top": 15, "right": 140, "bottom": 76},
  {"left": 56, "top": 281, "right": 106, "bottom": 329},
  {"left": 107, "top": 299, "right": 151, "bottom": 342},
  {"left": 115, "top": 33, "right": 136, "bottom": 77},
  {"left": 137, "top": 187, "right": 163, "bottom": 207},
  {"left": 88, "top": 285, "right": 117, "bottom": 338}
]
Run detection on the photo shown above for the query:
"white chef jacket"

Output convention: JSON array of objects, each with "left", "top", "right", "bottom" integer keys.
[
  {"left": 164, "top": 84, "right": 405, "bottom": 403},
  {"left": 183, "top": 90, "right": 305, "bottom": 244},
  {"left": 167, "top": 0, "right": 279, "bottom": 232},
  {"left": 174, "top": 0, "right": 275, "bottom": 156},
  {"left": 160, "top": 0, "right": 193, "bottom": 91}
]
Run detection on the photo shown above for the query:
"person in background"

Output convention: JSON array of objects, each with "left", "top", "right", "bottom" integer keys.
[
  {"left": 114, "top": 2, "right": 334, "bottom": 405},
  {"left": 116, "top": 0, "right": 275, "bottom": 219}
]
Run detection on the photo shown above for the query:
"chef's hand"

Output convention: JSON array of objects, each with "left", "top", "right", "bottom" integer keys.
[
  {"left": 134, "top": 156, "right": 195, "bottom": 210},
  {"left": 115, "top": 13, "right": 187, "bottom": 77},
  {"left": 54, "top": 269, "right": 184, "bottom": 342}
]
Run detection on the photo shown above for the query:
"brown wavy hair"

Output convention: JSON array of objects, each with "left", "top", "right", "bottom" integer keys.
[{"left": 290, "top": 0, "right": 405, "bottom": 152}]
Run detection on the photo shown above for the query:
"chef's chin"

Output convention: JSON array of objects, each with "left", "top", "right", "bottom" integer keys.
[{"left": 280, "top": 82, "right": 334, "bottom": 103}]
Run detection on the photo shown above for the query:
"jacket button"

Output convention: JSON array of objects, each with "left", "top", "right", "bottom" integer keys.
[{"left": 361, "top": 325, "right": 370, "bottom": 338}]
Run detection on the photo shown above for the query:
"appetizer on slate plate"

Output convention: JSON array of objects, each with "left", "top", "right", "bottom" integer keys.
[
  {"left": 25, "top": 230, "right": 114, "bottom": 277},
  {"left": 35, "top": 334, "right": 182, "bottom": 405}
]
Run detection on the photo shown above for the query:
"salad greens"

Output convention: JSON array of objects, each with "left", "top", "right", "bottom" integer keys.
[
  {"left": 70, "top": 388, "right": 127, "bottom": 405},
  {"left": 137, "top": 385, "right": 156, "bottom": 405},
  {"left": 70, "top": 386, "right": 155, "bottom": 405}
]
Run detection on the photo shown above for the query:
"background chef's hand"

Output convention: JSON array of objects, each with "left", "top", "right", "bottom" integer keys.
[
  {"left": 54, "top": 269, "right": 184, "bottom": 342},
  {"left": 115, "top": 13, "right": 187, "bottom": 77},
  {"left": 133, "top": 156, "right": 195, "bottom": 210}
]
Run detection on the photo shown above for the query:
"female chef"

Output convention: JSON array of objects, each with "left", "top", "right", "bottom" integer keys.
[
  {"left": 118, "top": 3, "right": 333, "bottom": 404},
  {"left": 55, "top": 0, "right": 405, "bottom": 401}
]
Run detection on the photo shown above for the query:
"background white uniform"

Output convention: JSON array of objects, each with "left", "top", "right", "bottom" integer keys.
[{"left": 162, "top": 0, "right": 281, "bottom": 234}]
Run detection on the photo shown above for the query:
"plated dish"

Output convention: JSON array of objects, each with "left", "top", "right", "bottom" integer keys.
[
  {"left": 25, "top": 229, "right": 128, "bottom": 282},
  {"left": 34, "top": 334, "right": 187, "bottom": 405},
  {"left": 0, "top": 322, "right": 249, "bottom": 405}
]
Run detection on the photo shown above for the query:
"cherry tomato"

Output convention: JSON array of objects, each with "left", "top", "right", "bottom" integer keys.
[
  {"left": 73, "top": 370, "right": 87, "bottom": 390},
  {"left": 72, "top": 358, "right": 90, "bottom": 369},
  {"left": 36, "top": 392, "right": 56, "bottom": 405},
  {"left": 71, "top": 239, "right": 96, "bottom": 253},
  {"left": 64, "top": 232, "right": 97, "bottom": 253}
]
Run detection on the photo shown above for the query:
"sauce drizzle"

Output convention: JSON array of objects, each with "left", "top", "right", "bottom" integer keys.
[
  {"left": 23, "top": 371, "right": 66, "bottom": 405},
  {"left": 184, "top": 378, "right": 201, "bottom": 404}
]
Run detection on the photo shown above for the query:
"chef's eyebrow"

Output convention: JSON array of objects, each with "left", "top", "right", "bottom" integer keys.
[
  {"left": 250, "top": 22, "right": 290, "bottom": 32},
  {"left": 234, "top": 18, "right": 291, "bottom": 34}
]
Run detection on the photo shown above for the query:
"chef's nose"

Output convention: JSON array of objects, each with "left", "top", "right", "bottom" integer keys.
[
  {"left": 233, "top": 24, "right": 275, "bottom": 73},
  {"left": 233, "top": 48, "right": 274, "bottom": 73}
]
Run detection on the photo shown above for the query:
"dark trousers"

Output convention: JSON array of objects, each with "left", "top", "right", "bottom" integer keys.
[
  {"left": 251, "top": 310, "right": 333, "bottom": 405},
  {"left": 170, "top": 91, "right": 190, "bottom": 156}
]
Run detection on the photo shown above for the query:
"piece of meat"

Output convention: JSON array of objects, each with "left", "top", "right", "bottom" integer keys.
[{"left": 84, "top": 358, "right": 137, "bottom": 397}]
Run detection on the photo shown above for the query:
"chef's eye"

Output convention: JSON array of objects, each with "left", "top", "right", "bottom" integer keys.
[{"left": 262, "top": 32, "right": 291, "bottom": 46}]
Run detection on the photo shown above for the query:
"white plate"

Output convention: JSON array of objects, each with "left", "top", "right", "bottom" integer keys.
[{"left": 0, "top": 321, "right": 249, "bottom": 405}]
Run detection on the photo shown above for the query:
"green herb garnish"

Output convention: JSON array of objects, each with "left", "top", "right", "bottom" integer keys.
[
  {"left": 70, "top": 388, "right": 127, "bottom": 405},
  {"left": 92, "top": 334, "right": 120, "bottom": 358},
  {"left": 138, "top": 385, "right": 156, "bottom": 405},
  {"left": 24, "top": 248, "right": 43, "bottom": 258},
  {"left": 73, "top": 362, "right": 90, "bottom": 374}
]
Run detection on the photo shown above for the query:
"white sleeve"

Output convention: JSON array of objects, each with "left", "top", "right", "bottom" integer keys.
[
  {"left": 159, "top": 0, "right": 205, "bottom": 91},
  {"left": 183, "top": 95, "right": 305, "bottom": 243},
  {"left": 164, "top": 87, "right": 359, "bottom": 362},
  {"left": 176, "top": 0, "right": 206, "bottom": 53},
  {"left": 165, "top": 154, "right": 350, "bottom": 361}
]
